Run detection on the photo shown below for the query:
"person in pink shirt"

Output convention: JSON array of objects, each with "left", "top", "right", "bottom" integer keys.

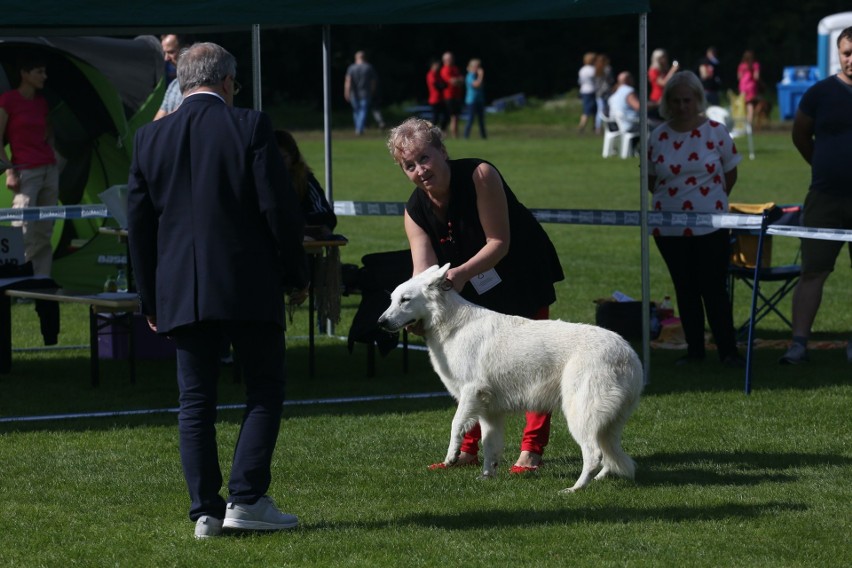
[
  {"left": 0, "top": 54, "right": 59, "bottom": 277},
  {"left": 737, "top": 50, "right": 761, "bottom": 127}
]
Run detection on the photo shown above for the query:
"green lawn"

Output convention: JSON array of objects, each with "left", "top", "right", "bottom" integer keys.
[{"left": 1, "top": 104, "right": 849, "bottom": 566}]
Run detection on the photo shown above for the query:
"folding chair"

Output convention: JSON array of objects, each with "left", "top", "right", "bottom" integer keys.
[
  {"left": 728, "top": 203, "right": 802, "bottom": 339},
  {"left": 727, "top": 90, "right": 755, "bottom": 160}
]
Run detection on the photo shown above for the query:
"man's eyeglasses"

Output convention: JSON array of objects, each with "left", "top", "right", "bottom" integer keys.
[{"left": 226, "top": 75, "right": 241, "bottom": 96}]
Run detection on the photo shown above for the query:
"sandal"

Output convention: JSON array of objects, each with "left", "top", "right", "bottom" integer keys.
[{"left": 509, "top": 461, "right": 543, "bottom": 475}]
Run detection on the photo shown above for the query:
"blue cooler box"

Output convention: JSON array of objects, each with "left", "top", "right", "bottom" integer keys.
[{"left": 776, "top": 66, "right": 820, "bottom": 120}]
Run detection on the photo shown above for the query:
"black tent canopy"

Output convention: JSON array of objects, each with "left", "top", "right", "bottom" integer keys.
[
  {"left": 1, "top": 1, "right": 649, "bottom": 31},
  {"left": 0, "top": 0, "right": 655, "bottom": 377}
]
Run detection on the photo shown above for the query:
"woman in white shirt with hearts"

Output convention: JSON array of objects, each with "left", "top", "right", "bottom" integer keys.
[{"left": 648, "top": 71, "right": 745, "bottom": 368}]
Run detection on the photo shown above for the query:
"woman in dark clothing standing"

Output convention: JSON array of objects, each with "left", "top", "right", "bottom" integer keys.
[{"left": 387, "top": 117, "right": 564, "bottom": 473}]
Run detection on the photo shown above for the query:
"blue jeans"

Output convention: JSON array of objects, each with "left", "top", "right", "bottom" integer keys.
[
  {"left": 463, "top": 100, "right": 487, "bottom": 139},
  {"left": 350, "top": 96, "right": 370, "bottom": 134}
]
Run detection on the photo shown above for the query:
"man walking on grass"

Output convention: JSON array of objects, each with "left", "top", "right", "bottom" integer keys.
[{"left": 127, "top": 42, "right": 309, "bottom": 539}]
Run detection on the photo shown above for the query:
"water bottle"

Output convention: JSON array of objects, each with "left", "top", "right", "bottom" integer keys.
[
  {"left": 115, "top": 269, "right": 128, "bottom": 293},
  {"left": 104, "top": 275, "right": 117, "bottom": 293}
]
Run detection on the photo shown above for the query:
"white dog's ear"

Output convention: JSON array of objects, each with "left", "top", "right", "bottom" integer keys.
[{"left": 431, "top": 263, "right": 451, "bottom": 287}]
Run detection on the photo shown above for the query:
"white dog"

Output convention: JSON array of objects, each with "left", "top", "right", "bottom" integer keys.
[{"left": 378, "top": 264, "right": 644, "bottom": 493}]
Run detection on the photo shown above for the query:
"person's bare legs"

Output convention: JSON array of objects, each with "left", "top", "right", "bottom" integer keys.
[{"left": 791, "top": 271, "right": 830, "bottom": 338}]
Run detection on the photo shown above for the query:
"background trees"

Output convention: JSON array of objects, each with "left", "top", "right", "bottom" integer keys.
[{"left": 210, "top": 0, "right": 850, "bottom": 110}]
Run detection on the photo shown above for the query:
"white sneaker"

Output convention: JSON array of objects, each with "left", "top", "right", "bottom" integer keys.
[
  {"left": 779, "top": 342, "right": 809, "bottom": 365},
  {"left": 194, "top": 515, "right": 224, "bottom": 539},
  {"left": 223, "top": 496, "right": 299, "bottom": 531}
]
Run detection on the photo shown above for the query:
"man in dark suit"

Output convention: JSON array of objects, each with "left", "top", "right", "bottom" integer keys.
[{"left": 127, "top": 42, "right": 309, "bottom": 539}]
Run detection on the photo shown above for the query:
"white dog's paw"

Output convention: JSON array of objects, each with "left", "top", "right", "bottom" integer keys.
[{"left": 558, "top": 487, "right": 577, "bottom": 495}]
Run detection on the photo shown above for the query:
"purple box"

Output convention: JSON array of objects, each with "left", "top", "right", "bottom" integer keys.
[{"left": 97, "top": 312, "right": 176, "bottom": 360}]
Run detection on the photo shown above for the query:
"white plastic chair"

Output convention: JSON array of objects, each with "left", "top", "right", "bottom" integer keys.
[
  {"left": 611, "top": 112, "right": 639, "bottom": 158},
  {"left": 706, "top": 105, "right": 733, "bottom": 130},
  {"left": 600, "top": 114, "right": 621, "bottom": 158}
]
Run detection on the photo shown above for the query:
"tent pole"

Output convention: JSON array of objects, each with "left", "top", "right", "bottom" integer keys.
[
  {"left": 322, "top": 24, "right": 333, "bottom": 203},
  {"left": 639, "top": 12, "right": 651, "bottom": 384},
  {"left": 251, "top": 24, "right": 262, "bottom": 111}
]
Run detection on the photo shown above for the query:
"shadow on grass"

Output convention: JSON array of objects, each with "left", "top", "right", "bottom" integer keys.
[
  {"left": 539, "top": 450, "right": 851, "bottom": 489},
  {"left": 304, "top": 501, "right": 808, "bottom": 531},
  {"left": 643, "top": 345, "right": 851, "bottom": 395},
  {"left": 634, "top": 450, "right": 852, "bottom": 487}
]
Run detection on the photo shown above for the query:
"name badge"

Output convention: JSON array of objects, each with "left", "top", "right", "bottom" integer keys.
[{"left": 470, "top": 268, "right": 502, "bottom": 294}]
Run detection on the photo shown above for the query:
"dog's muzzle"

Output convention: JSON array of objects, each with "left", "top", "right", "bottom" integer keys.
[{"left": 377, "top": 316, "right": 416, "bottom": 333}]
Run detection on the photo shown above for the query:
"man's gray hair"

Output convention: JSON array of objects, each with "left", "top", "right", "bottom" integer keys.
[{"left": 177, "top": 42, "right": 237, "bottom": 94}]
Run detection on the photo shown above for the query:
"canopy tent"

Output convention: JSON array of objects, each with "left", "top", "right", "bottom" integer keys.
[
  {"left": 0, "top": 0, "right": 654, "bottom": 374},
  {"left": 1, "top": 1, "right": 649, "bottom": 31},
  {"left": 0, "top": 36, "right": 164, "bottom": 288}
]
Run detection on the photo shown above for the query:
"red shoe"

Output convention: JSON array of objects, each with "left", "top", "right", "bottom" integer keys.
[
  {"left": 509, "top": 462, "right": 543, "bottom": 475},
  {"left": 428, "top": 458, "right": 480, "bottom": 470}
]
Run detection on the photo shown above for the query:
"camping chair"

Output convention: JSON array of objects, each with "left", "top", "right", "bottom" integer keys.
[
  {"left": 347, "top": 250, "right": 413, "bottom": 377},
  {"left": 727, "top": 90, "right": 755, "bottom": 160},
  {"left": 728, "top": 203, "right": 803, "bottom": 340}
]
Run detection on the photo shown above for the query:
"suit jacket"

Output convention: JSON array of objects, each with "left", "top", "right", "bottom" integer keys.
[{"left": 127, "top": 93, "right": 307, "bottom": 334}]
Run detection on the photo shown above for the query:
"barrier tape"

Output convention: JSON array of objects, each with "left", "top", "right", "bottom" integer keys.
[
  {"left": 3, "top": 203, "right": 851, "bottom": 242},
  {"left": 766, "top": 225, "right": 852, "bottom": 242},
  {"left": 0, "top": 204, "right": 108, "bottom": 222}
]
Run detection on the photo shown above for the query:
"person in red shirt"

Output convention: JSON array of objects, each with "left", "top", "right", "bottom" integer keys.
[
  {"left": 0, "top": 54, "right": 59, "bottom": 277},
  {"left": 440, "top": 52, "right": 465, "bottom": 138},
  {"left": 648, "top": 48, "right": 679, "bottom": 105},
  {"left": 426, "top": 59, "right": 447, "bottom": 130}
]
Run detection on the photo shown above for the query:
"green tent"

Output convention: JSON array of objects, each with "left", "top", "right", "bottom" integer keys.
[{"left": 0, "top": 36, "right": 164, "bottom": 290}]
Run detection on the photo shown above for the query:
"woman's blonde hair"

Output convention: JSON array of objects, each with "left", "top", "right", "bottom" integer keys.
[
  {"left": 387, "top": 117, "right": 445, "bottom": 164},
  {"left": 650, "top": 48, "right": 668, "bottom": 70}
]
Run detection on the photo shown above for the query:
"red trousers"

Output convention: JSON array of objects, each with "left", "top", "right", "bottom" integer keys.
[{"left": 458, "top": 306, "right": 552, "bottom": 457}]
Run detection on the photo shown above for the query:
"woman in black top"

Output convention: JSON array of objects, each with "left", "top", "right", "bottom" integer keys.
[{"left": 387, "top": 117, "right": 563, "bottom": 473}]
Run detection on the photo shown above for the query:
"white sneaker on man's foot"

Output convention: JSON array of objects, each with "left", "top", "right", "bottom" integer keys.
[
  {"left": 194, "top": 515, "right": 224, "bottom": 539},
  {"left": 223, "top": 496, "right": 299, "bottom": 531},
  {"left": 779, "top": 342, "right": 809, "bottom": 365}
]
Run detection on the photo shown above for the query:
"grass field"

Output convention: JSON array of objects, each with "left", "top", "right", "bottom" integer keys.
[{"left": 1, "top": 102, "right": 850, "bottom": 567}]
